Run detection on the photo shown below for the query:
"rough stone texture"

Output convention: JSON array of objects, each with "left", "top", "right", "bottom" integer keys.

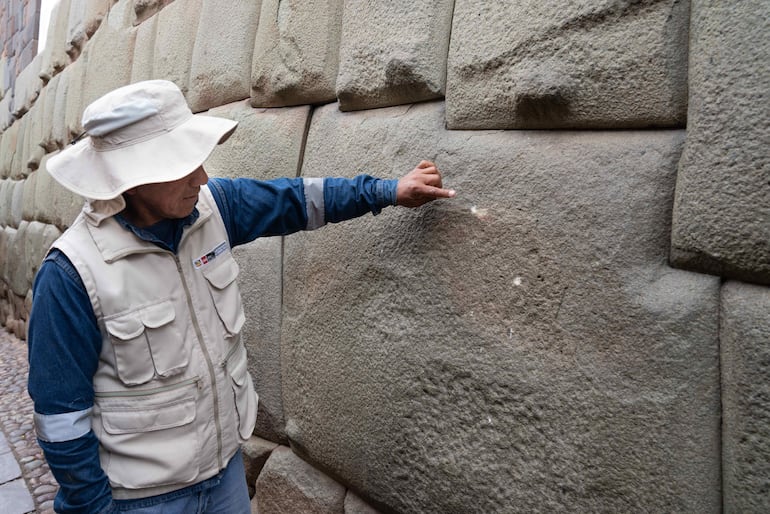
[
  {"left": 282, "top": 102, "right": 720, "bottom": 513},
  {"left": 10, "top": 116, "right": 28, "bottom": 180},
  {"left": 24, "top": 91, "right": 45, "bottom": 172},
  {"left": 233, "top": 237, "right": 285, "bottom": 443},
  {"left": 721, "top": 281, "right": 770, "bottom": 514},
  {"left": 0, "top": 93, "right": 13, "bottom": 132},
  {"left": 134, "top": 0, "right": 175, "bottom": 25},
  {"left": 11, "top": 52, "right": 42, "bottom": 118},
  {"left": 242, "top": 436, "right": 278, "bottom": 499},
  {"left": 253, "top": 445, "right": 345, "bottom": 514},
  {"left": 39, "top": 73, "right": 61, "bottom": 153},
  {"left": 250, "top": 0, "right": 342, "bottom": 108},
  {"left": 445, "top": 0, "right": 689, "bottom": 129},
  {"left": 39, "top": 0, "right": 73, "bottom": 81},
  {"left": 65, "top": 0, "right": 111, "bottom": 60},
  {"left": 36, "top": 153, "right": 83, "bottom": 230},
  {"left": 0, "top": 227, "right": 16, "bottom": 290},
  {"left": 336, "top": 0, "right": 453, "bottom": 112},
  {"left": 206, "top": 101, "right": 310, "bottom": 180},
  {"left": 0, "top": 121, "right": 19, "bottom": 178},
  {"left": 153, "top": 0, "right": 202, "bottom": 95},
  {"left": 7, "top": 221, "right": 29, "bottom": 297},
  {"left": 23, "top": 221, "right": 61, "bottom": 290},
  {"left": 129, "top": 11, "right": 157, "bottom": 83},
  {"left": 205, "top": 100, "right": 309, "bottom": 442},
  {"left": 344, "top": 490, "right": 380, "bottom": 514},
  {"left": 670, "top": 1, "right": 770, "bottom": 285},
  {"left": 187, "top": 0, "right": 260, "bottom": 113},
  {"left": 62, "top": 57, "right": 88, "bottom": 144},
  {"left": 80, "top": 0, "right": 136, "bottom": 108}
]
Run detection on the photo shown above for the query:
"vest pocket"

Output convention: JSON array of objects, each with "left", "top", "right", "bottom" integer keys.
[
  {"left": 225, "top": 344, "right": 259, "bottom": 441},
  {"left": 202, "top": 256, "right": 246, "bottom": 337},
  {"left": 104, "top": 300, "right": 188, "bottom": 385},
  {"left": 95, "top": 378, "right": 201, "bottom": 489}
]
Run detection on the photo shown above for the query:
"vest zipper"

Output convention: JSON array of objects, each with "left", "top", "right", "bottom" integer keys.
[
  {"left": 94, "top": 377, "right": 201, "bottom": 398},
  {"left": 173, "top": 254, "right": 225, "bottom": 470}
]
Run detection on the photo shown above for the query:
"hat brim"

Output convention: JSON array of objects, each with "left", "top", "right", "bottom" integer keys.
[{"left": 47, "top": 114, "right": 238, "bottom": 200}]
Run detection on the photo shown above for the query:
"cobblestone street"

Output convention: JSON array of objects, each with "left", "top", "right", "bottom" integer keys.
[{"left": 0, "top": 330, "right": 57, "bottom": 513}]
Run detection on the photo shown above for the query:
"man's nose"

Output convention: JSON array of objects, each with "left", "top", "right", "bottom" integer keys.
[{"left": 191, "top": 166, "right": 208, "bottom": 186}]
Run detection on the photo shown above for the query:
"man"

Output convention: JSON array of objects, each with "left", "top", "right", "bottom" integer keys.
[{"left": 27, "top": 80, "right": 455, "bottom": 513}]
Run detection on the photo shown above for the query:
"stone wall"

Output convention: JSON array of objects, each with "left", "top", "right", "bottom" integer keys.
[{"left": 1, "top": 0, "right": 768, "bottom": 512}]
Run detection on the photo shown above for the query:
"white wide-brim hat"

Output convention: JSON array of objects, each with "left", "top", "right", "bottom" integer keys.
[{"left": 47, "top": 80, "right": 238, "bottom": 201}]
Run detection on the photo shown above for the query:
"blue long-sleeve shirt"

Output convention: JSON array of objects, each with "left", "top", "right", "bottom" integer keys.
[{"left": 28, "top": 175, "right": 397, "bottom": 513}]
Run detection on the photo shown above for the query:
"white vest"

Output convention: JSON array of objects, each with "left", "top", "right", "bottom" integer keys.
[{"left": 52, "top": 186, "right": 258, "bottom": 500}]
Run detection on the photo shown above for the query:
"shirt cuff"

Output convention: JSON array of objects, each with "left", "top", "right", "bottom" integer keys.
[{"left": 378, "top": 179, "right": 399, "bottom": 207}]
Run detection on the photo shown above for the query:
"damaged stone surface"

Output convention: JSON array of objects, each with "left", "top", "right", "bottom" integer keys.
[
  {"left": 670, "top": 1, "right": 770, "bottom": 285},
  {"left": 446, "top": 0, "right": 689, "bottom": 129},
  {"left": 282, "top": 101, "right": 719, "bottom": 513}
]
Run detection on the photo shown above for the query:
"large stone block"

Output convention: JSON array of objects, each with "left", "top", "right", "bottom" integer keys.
[
  {"left": 23, "top": 221, "right": 62, "bottom": 290},
  {"left": 721, "top": 281, "right": 770, "bottom": 514},
  {"left": 39, "top": 0, "right": 73, "bottom": 81},
  {"left": 60, "top": 57, "right": 88, "bottom": 144},
  {"left": 206, "top": 101, "right": 310, "bottom": 180},
  {"left": 10, "top": 116, "right": 29, "bottom": 180},
  {"left": 11, "top": 53, "right": 43, "bottom": 117},
  {"left": 10, "top": 179, "right": 25, "bottom": 228},
  {"left": 232, "top": 237, "right": 285, "bottom": 443},
  {"left": 253, "top": 446, "right": 345, "bottom": 514},
  {"left": 129, "top": 13, "right": 157, "bottom": 83},
  {"left": 65, "top": 0, "right": 111, "bottom": 59},
  {"left": 0, "top": 121, "right": 19, "bottom": 179},
  {"left": 670, "top": 1, "right": 770, "bottom": 285},
  {"left": 81, "top": 0, "right": 136, "bottom": 107},
  {"left": 446, "top": 0, "right": 689, "bottom": 129},
  {"left": 187, "top": 0, "right": 260, "bottom": 112},
  {"left": 38, "top": 153, "right": 84, "bottom": 230},
  {"left": 24, "top": 91, "right": 46, "bottom": 172},
  {"left": 0, "top": 180, "right": 12, "bottom": 226},
  {"left": 21, "top": 171, "right": 37, "bottom": 222},
  {"left": 8, "top": 221, "right": 30, "bottom": 297},
  {"left": 0, "top": 92, "right": 13, "bottom": 132},
  {"left": 40, "top": 74, "right": 61, "bottom": 153},
  {"left": 242, "top": 435, "right": 278, "bottom": 499},
  {"left": 335, "top": 0, "right": 453, "bottom": 111},
  {"left": 281, "top": 102, "right": 720, "bottom": 513},
  {"left": 153, "top": 0, "right": 202, "bottom": 95},
  {"left": 250, "top": 0, "right": 342, "bottom": 108}
]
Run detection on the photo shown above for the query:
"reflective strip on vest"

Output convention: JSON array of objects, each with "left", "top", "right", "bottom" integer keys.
[
  {"left": 34, "top": 408, "right": 93, "bottom": 442},
  {"left": 303, "top": 178, "right": 325, "bottom": 230}
]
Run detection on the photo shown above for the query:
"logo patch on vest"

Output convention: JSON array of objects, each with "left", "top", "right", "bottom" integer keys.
[{"left": 193, "top": 241, "right": 228, "bottom": 269}]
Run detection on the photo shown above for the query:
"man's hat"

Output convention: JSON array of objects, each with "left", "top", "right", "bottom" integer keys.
[{"left": 47, "top": 80, "right": 238, "bottom": 200}]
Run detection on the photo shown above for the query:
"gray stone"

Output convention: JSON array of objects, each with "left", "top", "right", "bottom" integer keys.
[
  {"left": 0, "top": 449, "right": 21, "bottom": 484},
  {"left": 344, "top": 490, "right": 380, "bottom": 514},
  {"left": 39, "top": 73, "right": 61, "bottom": 153},
  {"left": 721, "top": 281, "right": 770, "bottom": 514},
  {"left": 281, "top": 101, "right": 720, "bottom": 513},
  {"left": 129, "top": 12, "right": 157, "bottom": 83},
  {"left": 242, "top": 435, "right": 278, "bottom": 498},
  {"left": 63, "top": 57, "right": 88, "bottom": 144},
  {"left": 24, "top": 222, "right": 62, "bottom": 289},
  {"left": 65, "top": 0, "right": 111, "bottom": 59},
  {"left": 253, "top": 446, "right": 345, "bottom": 514},
  {"left": 21, "top": 171, "right": 37, "bottom": 222},
  {"left": 0, "top": 92, "right": 14, "bottom": 132},
  {"left": 670, "top": 1, "right": 770, "bottom": 285},
  {"left": 233, "top": 237, "right": 285, "bottom": 443},
  {"left": 11, "top": 53, "right": 43, "bottom": 118},
  {"left": 250, "top": 0, "right": 342, "bottom": 108},
  {"left": 0, "top": 479, "right": 34, "bottom": 514},
  {"left": 0, "top": 121, "right": 19, "bottom": 179},
  {"left": 336, "top": 0, "right": 453, "bottom": 111},
  {"left": 39, "top": 0, "right": 73, "bottom": 81},
  {"left": 8, "top": 221, "right": 30, "bottom": 297},
  {"left": 80, "top": 0, "right": 137, "bottom": 108},
  {"left": 446, "top": 0, "right": 689, "bottom": 129},
  {"left": 10, "top": 180, "right": 25, "bottom": 227},
  {"left": 187, "top": 0, "right": 260, "bottom": 112},
  {"left": 153, "top": 0, "right": 202, "bottom": 95},
  {"left": 205, "top": 101, "right": 310, "bottom": 181}
]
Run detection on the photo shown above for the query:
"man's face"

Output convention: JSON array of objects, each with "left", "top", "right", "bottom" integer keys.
[{"left": 122, "top": 166, "right": 209, "bottom": 227}]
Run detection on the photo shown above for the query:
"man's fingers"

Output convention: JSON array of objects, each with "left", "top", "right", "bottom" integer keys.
[{"left": 417, "top": 185, "right": 456, "bottom": 199}]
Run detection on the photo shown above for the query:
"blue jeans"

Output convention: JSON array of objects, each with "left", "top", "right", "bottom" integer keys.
[{"left": 109, "top": 450, "right": 251, "bottom": 513}]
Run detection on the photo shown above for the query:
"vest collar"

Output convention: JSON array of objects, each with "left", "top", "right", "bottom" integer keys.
[{"left": 87, "top": 191, "right": 214, "bottom": 263}]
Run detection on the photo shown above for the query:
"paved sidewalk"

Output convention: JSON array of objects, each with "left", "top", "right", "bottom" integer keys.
[{"left": 0, "top": 330, "right": 57, "bottom": 513}]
